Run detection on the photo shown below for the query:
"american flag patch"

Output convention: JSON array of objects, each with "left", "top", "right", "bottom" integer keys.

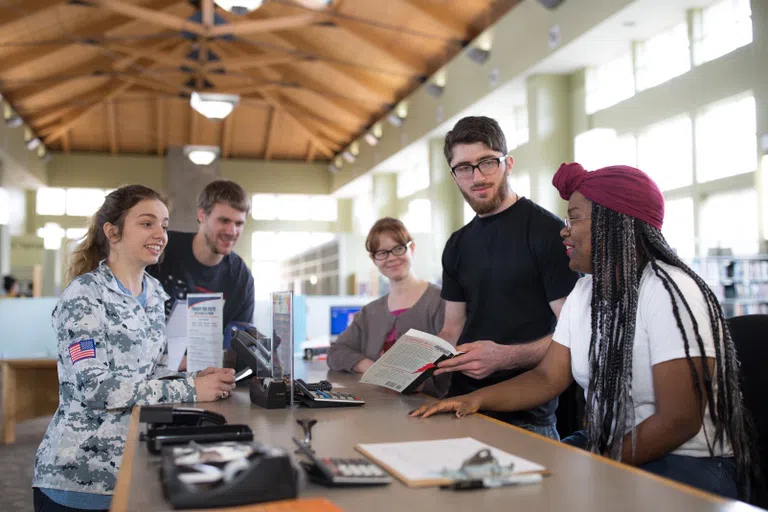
[{"left": 69, "top": 339, "right": 96, "bottom": 364}]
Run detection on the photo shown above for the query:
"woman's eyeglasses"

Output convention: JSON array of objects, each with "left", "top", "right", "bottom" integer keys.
[
  {"left": 372, "top": 241, "right": 412, "bottom": 261},
  {"left": 563, "top": 217, "right": 591, "bottom": 230}
]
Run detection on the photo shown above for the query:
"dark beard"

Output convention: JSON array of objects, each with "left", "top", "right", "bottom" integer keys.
[{"left": 461, "top": 179, "right": 509, "bottom": 215}]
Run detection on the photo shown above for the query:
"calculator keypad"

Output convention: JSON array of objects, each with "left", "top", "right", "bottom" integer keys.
[{"left": 321, "top": 458, "right": 390, "bottom": 483}]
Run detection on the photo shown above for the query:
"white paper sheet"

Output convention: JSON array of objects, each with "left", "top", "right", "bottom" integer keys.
[
  {"left": 357, "top": 437, "right": 546, "bottom": 483},
  {"left": 186, "top": 293, "right": 224, "bottom": 372},
  {"left": 166, "top": 300, "right": 188, "bottom": 371}
]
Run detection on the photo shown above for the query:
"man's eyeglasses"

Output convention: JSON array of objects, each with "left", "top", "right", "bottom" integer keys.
[
  {"left": 563, "top": 217, "right": 591, "bottom": 230},
  {"left": 372, "top": 241, "right": 412, "bottom": 261},
  {"left": 451, "top": 156, "right": 506, "bottom": 180}
]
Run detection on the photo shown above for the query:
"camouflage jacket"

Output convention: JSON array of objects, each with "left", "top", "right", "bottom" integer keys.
[{"left": 33, "top": 262, "right": 197, "bottom": 495}]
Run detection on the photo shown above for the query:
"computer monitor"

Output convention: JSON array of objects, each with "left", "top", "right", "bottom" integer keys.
[{"left": 330, "top": 306, "right": 362, "bottom": 337}]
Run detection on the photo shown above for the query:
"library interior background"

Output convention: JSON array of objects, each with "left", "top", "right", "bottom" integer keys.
[{"left": 0, "top": 0, "right": 767, "bottom": 506}]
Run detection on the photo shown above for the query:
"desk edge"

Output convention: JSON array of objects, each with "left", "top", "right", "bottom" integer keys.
[
  {"left": 477, "top": 413, "right": 728, "bottom": 505},
  {"left": 111, "top": 406, "right": 141, "bottom": 512}
]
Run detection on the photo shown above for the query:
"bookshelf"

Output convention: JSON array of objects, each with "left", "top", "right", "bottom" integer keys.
[{"left": 690, "top": 255, "right": 768, "bottom": 317}]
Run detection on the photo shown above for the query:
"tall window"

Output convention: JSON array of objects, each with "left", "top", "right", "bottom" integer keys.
[
  {"left": 402, "top": 198, "right": 431, "bottom": 233},
  {"left": 396, "top": 164, "right": 430, "bottom": 199},
  {"left": 251, "top": 194, "right": 338, "bottom": 222},
  {"left": 36, "top": 188, "right": 66, "bottom": 216},
  {"left": 637, "top": 116, "right": 693, "bottom": 192},
  {"left": 66, "top": 188, "right": 106, "bottom": 217},
  {"left": 696, "top": 94, "right": 757, "bottom": 183},
  {"left": 635, "top": 22, "right": 691, "bottom": 91},
  {"left": 585, "top": 51, "right": 634, "bottom": 114},
  {"left": 694, "top": 0, "right": 752, "bottom": 65},
  {"left": 616, "top": 134, "right": 638, "bottom": 167},
  {"left": 662, "top": 197, "right": 695, "bottom": 258},
  {"left": 699, "top": 188, "right": 758, "bottom": 255},
  {"left": 0, "top": 188, "right": 8, "bottom": 226},
  {"left": 252, "top": 231, "right": 335, "bottom": 263},
  {"left": 498, "top": 105, "right": 529, "bottom": 150},
  {"left": 508, "top": 172, "right": 531, "bottom": 199}
]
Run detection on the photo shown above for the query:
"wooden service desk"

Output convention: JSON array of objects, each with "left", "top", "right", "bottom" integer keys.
[
  {"left": 1, "top": 358, "right": 58, "bottom": 444},
  {"left": 112, "top": 360, "right": 757, "bottom": 512}
]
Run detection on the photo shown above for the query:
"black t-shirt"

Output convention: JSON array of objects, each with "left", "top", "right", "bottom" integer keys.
[
  {"left": 441, "top": 198, "right": 579, "bottom": 426},
  {"left": 148, "top": 231, "right": 255, "bottom": 335}
]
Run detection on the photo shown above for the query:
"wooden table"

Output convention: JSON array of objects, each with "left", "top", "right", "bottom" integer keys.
[
  {"left": 112, "top": 361, "right": 759, "bottom": 512},
  {"left": 1, "top": 358, "right": 58, "bottom": 444}
]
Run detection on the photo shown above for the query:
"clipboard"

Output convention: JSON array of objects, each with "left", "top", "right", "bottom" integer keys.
[{"left": 355, "top": 437, "right": 549, "bottom": 488}]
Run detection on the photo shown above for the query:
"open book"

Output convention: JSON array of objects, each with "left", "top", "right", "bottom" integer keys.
[{"left": 360, "top": 329, "right": 458, "bottom": 394}]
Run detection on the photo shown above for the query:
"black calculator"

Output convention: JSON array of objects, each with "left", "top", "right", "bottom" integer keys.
[
  {"left": 293, "top": 379, "right": 365, "bottom": 408},
  {"left": 292, "top": 438, "right": 392, "bottom": 486}
]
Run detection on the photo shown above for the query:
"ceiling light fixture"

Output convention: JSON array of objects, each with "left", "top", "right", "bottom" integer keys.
[
  {"left": 26, "top": 137, "right": 41, "bottom": 151},
  {"left": 213, "top": 0, "right": 264, "bottom": 15},
  {"left": 468, "top": 30, "right": 492, "bottom": 64},
  {"left": 426, "top": 69, "right": 447, "bottom": 97},
  {"left": 425, "top": 83, "right": 444, "bottom": 98},
  {"left": 467, "top": 47, "right": 491, "bottom": 64},
  {"left": 328, "top": 155, "right": 344, "bottom": 173},
  {"left": 190, "top": 92, "right": 240, "bottom": 120},
  {"left": 364, "top": 122, "right": 383, "bottom": 146},
  {"left": 2, "top": 102, "right": 22, "bottom": 128},
  {"left": 294, "top": 0, "right": 334, "bottom": 9},
  {"left": 184, "top": 145, "right": 220, "bottom": 166},
  {"left": 387, "top": 102, "right": 408, "bottom": 127}
]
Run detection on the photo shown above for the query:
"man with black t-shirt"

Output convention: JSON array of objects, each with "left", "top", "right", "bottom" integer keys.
[
  {"left": 149, "top": 180, "right": 255, "bottom": 369},
  {"left": 433, "top": 116, "right": 579, "bottom": 439}
]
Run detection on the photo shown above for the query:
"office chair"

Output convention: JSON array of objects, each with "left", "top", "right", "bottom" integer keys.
[{"left": 727, "top": 314, "right": 768, "bottom": 508}]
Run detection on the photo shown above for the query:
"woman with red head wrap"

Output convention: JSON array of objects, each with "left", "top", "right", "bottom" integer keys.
[{"left": 411, "top": 162, "right": 754, "bottom": 500}]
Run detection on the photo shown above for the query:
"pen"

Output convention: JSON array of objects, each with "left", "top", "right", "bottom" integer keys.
[{"left": 441, "top": 473, "right": 543, "bottom": 491}]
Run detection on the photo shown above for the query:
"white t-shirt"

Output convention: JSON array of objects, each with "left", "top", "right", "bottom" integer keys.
[{"left": 553, "top": 261, "right": 730, "bottom": 457}]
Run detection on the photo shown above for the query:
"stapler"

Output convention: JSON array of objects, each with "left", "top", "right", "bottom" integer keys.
[{"left": 139, "top": 406, "right": 227, "bottom": 427}]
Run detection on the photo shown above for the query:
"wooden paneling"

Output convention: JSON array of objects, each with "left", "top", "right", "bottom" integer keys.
[{"left": 0, "top": 0, "right": 499, "bottom": 160}]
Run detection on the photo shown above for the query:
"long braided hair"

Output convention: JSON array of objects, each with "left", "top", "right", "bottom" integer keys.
[{"left": 585, "top": 202, "right": 754, "bottom": 495}]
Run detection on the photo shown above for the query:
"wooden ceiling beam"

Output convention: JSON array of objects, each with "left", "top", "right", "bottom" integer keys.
[
  {"left": 204, "top": 54, "right": 296, "bottom": 72},
  {"left": 305, "top": 142, "right": 316, "bottom": 163},
  {"left": 271, "top": 94, "right": 352, "bottom": 142},
  {"left": 397, "top": 0, "right": 468, "bottom": 39},
  {"left": 61, "top": 129, "right": 71, "bottom": 153},
  {"left": 0, "top": 0, "right": 183, "bottom": 75},
  {"left": 329, "top": 18, "right": 428, "bottom": 76},
  {"left": 263, "top": 32, "right": 393, "bottom": 104},
  {"left": 155, "top": 98, "right": 164, "bottom": 156},
  {"left": 41, "top": 79, "right": 134, "bottom": 143},
  {"left": 208, "top": 14, "right": 318, "bottom": 37},
  {"left": 38, "top": 39, "right": 186, "bottom": 144},
  {"left": 106, "top": 100, "right": 118, "bottom": 153},
  {"left": 263, "top": 106, "right": 277, "bottom": 160},
  {"left": 9, "top": 37, "right": 180, "bottom": 107},
  {"left": 86, "top": 0, "right": 207, "bottom": 36},
  {"left": 208, "top": 40, "right": 283, "bottom": 82},
  {"left": 0, "top": 0, "right": 66, "bottom": 30},
  {"left": 221, "top": 110, "right": 234, "bottom": 159},
  {"left": 259, "top": 91, "right": 334, "bottom": 158},
  {"left": 105, "top": 42, "right": 190, "bottom": 69}
]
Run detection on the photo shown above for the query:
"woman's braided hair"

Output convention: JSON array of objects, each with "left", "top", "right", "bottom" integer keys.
[{"left": 585, "top": 202, "right": 754, "bottom": 496}]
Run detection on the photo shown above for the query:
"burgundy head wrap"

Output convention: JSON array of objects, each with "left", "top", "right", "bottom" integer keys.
[{"left": 552, "top": 162, "right": 664, "bottom": 230}]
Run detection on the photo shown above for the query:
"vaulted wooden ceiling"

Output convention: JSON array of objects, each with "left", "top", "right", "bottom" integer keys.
[{"left": 0, "top": 0, "right": 517, "bottom": 162}]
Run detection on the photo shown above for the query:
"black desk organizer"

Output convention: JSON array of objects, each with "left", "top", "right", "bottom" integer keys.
[{"left": 160, "top": 442, "right": 300, "bottom": 509}]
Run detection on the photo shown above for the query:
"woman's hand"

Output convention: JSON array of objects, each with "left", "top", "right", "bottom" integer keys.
[
  {"left": 408, "top": 394, "right": 482, "bottom": 419},
  {"left": 194, "top": 368, "right": 236, "bottom": 402}
]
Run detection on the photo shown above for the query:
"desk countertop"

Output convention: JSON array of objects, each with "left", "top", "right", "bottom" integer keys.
[{"left": 112, "top": 361, "right": 756, "bottom": 512}]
